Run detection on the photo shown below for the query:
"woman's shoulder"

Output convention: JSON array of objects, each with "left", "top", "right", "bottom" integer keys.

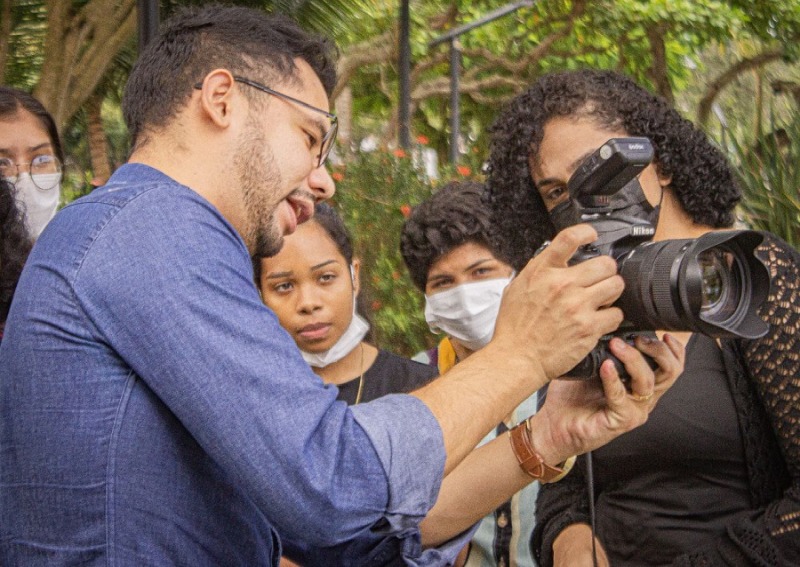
[
  {"left": 364, "top": 349, "right": 439, "bottom": 396},
  {"left": 375, "top": 349, "right": 439, "bottom": 377}
]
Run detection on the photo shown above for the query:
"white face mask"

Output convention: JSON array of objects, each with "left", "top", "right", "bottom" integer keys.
[
  {"left": 300, "top": 313, "right": 370, "bottom": 368},
  {"left": 12, "top": 172, "right": 61, "bottom": 239},
  {"left": 424, "top": 276, "right": 513, "bottom": 351},
  {"left": 300, "top": 264, "right": 369, "bottom": 368}
]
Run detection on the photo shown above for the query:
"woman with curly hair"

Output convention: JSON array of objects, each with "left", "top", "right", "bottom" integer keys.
[
  {"left": 0, "top": 178, "right": 32, "bottom": 342},
  {"left": 485, "top": 69, "right": 800, "bottom": 566}
]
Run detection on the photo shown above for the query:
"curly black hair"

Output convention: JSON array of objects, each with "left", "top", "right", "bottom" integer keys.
[
  {"left": 1, "top": 179, "right": 33, "bottom": 327},
  {"left": 400, "top": 180, "right": 513, "bottom": 291},
  {"left": 485, "top": 69, "right": 741, "bottom": 271}
]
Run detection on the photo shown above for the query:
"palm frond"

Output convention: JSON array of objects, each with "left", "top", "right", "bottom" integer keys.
[{"left": 725, "top": 112, "right": 800, "bottom": 247}]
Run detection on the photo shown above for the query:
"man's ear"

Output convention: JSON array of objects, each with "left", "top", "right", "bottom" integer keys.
[
  {"left": 196, "top": 69, "right": 239, "bottom": 128},
  {"left": 351, "top": 257, "right": 361, "bottom": 296}
]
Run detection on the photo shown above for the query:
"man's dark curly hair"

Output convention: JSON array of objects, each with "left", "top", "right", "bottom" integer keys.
[
  {"left": 485, "top": 69, "right": 741, "bottom": 270},
  {"left": 124, "top": 4, "right": 338, "bottom": 149},
  {"left": 1, "top": 179, "right": 33, "bottom": 327},
  {"left": 401, "top": 181, "right": 513, "bottom": 291}
]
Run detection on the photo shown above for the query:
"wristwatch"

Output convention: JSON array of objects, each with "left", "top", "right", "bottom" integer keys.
[{"left": 508, "top": 419, "right": 574, "bottom": 483}]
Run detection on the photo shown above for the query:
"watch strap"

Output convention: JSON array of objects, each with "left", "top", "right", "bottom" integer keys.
[{"left": 508, "top": 419, "right": 566, "bottom": 483}]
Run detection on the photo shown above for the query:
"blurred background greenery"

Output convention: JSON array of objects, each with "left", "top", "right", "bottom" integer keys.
[{"left": 3, "top": 0, "right": 800, "bottom": 355}]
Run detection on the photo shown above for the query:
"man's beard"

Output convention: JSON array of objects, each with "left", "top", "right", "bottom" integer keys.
[{"left": 234, "top": 122, "right": 285, "bottom": 258}]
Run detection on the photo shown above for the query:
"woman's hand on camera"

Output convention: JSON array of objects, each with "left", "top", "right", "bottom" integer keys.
[{"left": 528, "top": 333, "right": 685, "bottom": 466}]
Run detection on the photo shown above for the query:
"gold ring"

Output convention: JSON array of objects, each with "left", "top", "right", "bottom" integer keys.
[{"left": 629, "top": 391, "right": 654, "bottom": 402}]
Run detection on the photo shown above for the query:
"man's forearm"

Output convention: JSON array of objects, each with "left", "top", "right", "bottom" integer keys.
[
  {"left": 411, "top": 342, "right": 545, "bottom": 475},
  {"left": 419, "top": 424, "right": 535, "bottom": 546}
]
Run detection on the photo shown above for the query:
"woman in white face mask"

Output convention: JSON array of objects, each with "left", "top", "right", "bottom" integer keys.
[
  {"left": 402, "top": 181, "right": 549, "bottom": 567},
  {"left": 257, "top": 203, "right": 438, "bottom": 406},
  {"left": 0, "top": 87, "right": 64, "bottom": 240}
]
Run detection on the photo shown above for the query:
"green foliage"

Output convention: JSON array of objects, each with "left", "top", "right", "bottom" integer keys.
[
  {"left": 343, "top": 0, "right": 772, "bottom": 161},
  {"left": 726, "top": 113, "right": 800, "bottom": 247},
  {"left": 329, "top": 143, "right": 480, "bottom": 356},
  {"left": 3, "top": 0, "right": 48, "bottom": 87}
]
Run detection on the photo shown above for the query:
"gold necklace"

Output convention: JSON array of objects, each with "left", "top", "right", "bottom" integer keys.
[{"left": 354, "top": 342, "right": 366, "bottom": 405}]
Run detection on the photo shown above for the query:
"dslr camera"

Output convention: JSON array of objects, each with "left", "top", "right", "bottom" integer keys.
[{"left": 546, "top": 137, "right": 770, "bottom": 380}]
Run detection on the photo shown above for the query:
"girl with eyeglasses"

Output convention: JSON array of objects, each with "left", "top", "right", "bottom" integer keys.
[{"left": 0, "top": 87, "right": 65, "bottom": 239}]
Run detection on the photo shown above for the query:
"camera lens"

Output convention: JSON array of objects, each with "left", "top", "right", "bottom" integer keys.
[
  {"left": 698, "top": 249, "right": 734, "bottom": 316},
  {"left": 615, "top": 230, "right": 769, "bottom": 339}
]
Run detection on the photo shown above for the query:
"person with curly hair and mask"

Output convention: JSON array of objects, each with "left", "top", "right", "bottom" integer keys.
[
  {"left": 402, "top": 180, "right": 546, "bottom": 567},
  {"left": 0, "top": 178, "right": 32, "bottom": 343},
  {"left": 485, "top": 68, "right": 800, "bottom": 566}
]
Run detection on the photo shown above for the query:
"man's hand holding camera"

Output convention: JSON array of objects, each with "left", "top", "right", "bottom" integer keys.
[{"left": 492, "top": 223, "right": 623, "bottom": 381}]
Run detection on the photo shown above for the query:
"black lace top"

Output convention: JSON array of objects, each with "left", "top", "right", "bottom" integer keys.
[{"left": 532, "top": 233, "right": 800, "bottom": 566}]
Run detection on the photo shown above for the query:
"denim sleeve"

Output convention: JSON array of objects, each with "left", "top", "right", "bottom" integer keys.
[{"left": 70, "top": 187, "right": 448, "bottom": 559}]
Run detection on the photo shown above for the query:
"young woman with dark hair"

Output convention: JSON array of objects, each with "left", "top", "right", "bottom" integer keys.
[
  {"left": 0, "top": 86, "right": 64, "bottom": 239},
  {"left": 258, "top": 202, "right": 437, "bottom": 405},
  {"left": 486, "top": 69, "right": 800, "bottom": 567}
]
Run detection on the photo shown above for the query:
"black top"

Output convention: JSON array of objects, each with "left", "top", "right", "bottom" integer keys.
[
  {"left": 336, "top": 349, "right": 438, "bottom": 405},
  {"left": 533, "top": 233, "right": 800, "bottom": 566},
  {"left": 590, "top": 333, "right": 751, "bottom": 565}
]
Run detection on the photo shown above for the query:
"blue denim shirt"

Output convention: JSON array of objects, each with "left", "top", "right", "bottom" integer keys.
[{"left": 0, "top": 164, "right": 467, "bottom": 566}]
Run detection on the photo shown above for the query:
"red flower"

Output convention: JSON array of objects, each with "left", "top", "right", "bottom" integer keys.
[
  {"left": 456, "top": 165, "right": 472, "bottom": 177},
  {"left": 391, "top": 271, "right": 401, "bottom": 281},
  {"left": 332, "top": 171, "right": 344, "bottom": 182},
  {"left": 371, "top": 300, "right": 383, "bottom": 311},
  {"left": 393, "top": 148, "right": 407, "bottom": 158},
  {"left": 416, "top": 135, "right": 430, "bottom": 145},
  {"left": 400, "top": 204, "right": 412, "bottom": 218}
]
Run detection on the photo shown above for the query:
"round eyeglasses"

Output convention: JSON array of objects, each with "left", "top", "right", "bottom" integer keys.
[{"left": 0, "top": 154, "right": 63, "bottom": 191}]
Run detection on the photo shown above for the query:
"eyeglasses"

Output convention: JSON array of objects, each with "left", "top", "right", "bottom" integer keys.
[
  {"left": 194, "top": 76, "right": 338, "bottom": 168},
  {"left": 0, "top": 154, "right": 63, "bottom": 190}
]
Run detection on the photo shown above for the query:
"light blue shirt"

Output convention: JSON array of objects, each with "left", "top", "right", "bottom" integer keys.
[
  {"left": 0, "top": 164, "right": 469, "bottom": 566},
  {"left": 466, "top": 394, "right": 539, "bottom": 567}
]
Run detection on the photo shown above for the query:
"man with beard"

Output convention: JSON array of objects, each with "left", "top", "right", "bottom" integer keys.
[{"left": 0, "top": 5, "right": 684, "bottom": 566}]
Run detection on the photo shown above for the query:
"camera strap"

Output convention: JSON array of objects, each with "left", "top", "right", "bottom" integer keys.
[{"left": 586, "top": 451, "right": 600, "bottom": 567}]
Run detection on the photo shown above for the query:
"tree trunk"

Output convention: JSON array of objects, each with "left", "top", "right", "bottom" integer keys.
[
  {"left": 86, "top": 92, "right": 112, "bottom": 186},
  {"left": 34, "top": 0, "right": 136, "bottom": 129},
  {"left": 754, "top": 69, "right": 763, "bottom": 141},
  {"left": 646, "top": 23, "right": 673, "bottom": 104},
  {"left": 335, "top": 85, "right": 353, "bottom": 150},
  {"left": 697, "top": 48, "right": 784, "bottom": 128},
  {"left": 0, "top": 0, "right": 11, "bottom": 82}
]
